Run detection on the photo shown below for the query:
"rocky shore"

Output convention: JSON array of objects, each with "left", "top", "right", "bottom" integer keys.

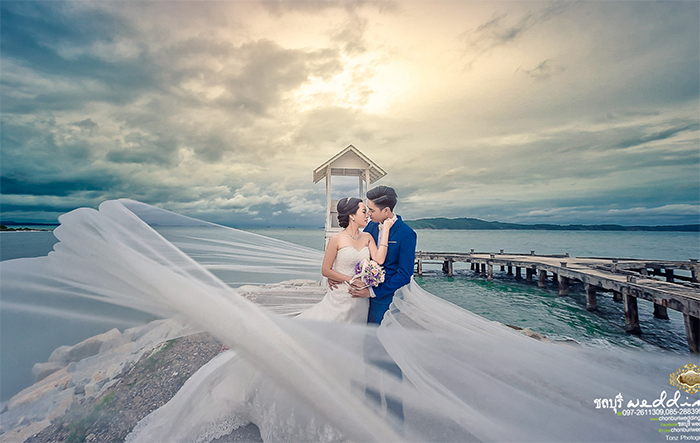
[{"left": 0, "top": 280, "right": 324, "bottom": 443}]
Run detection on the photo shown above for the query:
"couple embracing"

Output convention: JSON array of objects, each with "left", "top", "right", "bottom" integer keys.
[{"left": 300, "top": 185, "right": 417, "bottom": 326}]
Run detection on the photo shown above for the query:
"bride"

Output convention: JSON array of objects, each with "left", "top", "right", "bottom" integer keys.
[{"left": 299, "top": 197, "right": 392, "bottom": 323}]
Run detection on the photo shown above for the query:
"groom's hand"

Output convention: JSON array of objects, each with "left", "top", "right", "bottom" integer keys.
[
  {"left": 327, "top": 278, "right": 341, "bottom": 290},
  {"left": 349, "top": 285, "right": 371, "bottom": 298}
]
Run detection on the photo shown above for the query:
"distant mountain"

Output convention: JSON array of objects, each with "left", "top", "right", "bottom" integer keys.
[
  {"left": 0, "top": 221, "right": 59, "bottom": 226},
  {"left": 0, "top": 220, "right": 58, "bottom": 227},
  {"left": 404, "top": 217, "right": 700, "bottom": 232}
]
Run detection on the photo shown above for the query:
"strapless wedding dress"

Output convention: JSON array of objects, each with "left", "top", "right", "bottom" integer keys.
[{"left": 298, "top": 246, "right": 369, "bottom": 323}]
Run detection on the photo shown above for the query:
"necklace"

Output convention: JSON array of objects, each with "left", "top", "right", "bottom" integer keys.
[{"left": 346, "top": 230, "right": 361, "bottom": 241}]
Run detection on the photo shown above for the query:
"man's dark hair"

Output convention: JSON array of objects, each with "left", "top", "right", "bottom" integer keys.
[{"left": 366, "top": 186, "right": 397, "bottom": 211}]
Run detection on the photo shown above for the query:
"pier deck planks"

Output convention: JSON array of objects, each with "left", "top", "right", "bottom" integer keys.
[{"left": 415, "top": 251, "right": 700, "bottom": 353}]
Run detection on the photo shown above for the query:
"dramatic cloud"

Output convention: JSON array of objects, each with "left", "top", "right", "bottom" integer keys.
[{"left": 1, "top": 0, "right": 698, "bottom": 226}]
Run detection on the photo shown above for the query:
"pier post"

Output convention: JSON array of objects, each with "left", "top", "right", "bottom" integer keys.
[
  {"left": 515, "top": 267, "right": 522, "bottom": 279},
  {"left": 500, "top": 265, "right": 505, "bottom": 271},
  {"left": 585, "top": 284, "right": 597, "bottom": 311},
  {"left": 622, "top": 288, "right": 642, "bottom": 335},
  {"left": 526, "top": 267, "right": 534, "bottom": 282},
  {"left": 481, "top": 263, "right": 487, "bottom": 277},
  {"left": 417, "top": 258, "right": 423, "bottom": 276},
  {"left": 653, "top": 304, "right": 669, "bottom": 319},
  {"left": 538, "top": 270, "right": 547, "bottom": 288},
  {"left": 665, "top": 269, "right": 675, "bottom": 283},
  {"left": 684, "top": 314, "right": 700, "bottom": 354},
  {"left": 488, "top": 264, "right": 493, "bottom": 281},
  {"left": 442, "top": 260, "right": 454, "bottom": 277},
  {"left": 507, "top": 265, "right": 513, "bottom": 276},
  {"left": 665, "top": 269, "right": 674, "bottom": 283},
  {"left": 558, "top": 275, "right": 568, "bottom": 296}
]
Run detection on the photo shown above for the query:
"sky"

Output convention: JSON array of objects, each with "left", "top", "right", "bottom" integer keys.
[{"left": 1, "top": 0, "right": 698, "bottom": 227}]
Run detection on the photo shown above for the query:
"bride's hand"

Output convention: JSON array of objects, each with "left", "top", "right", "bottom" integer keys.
[{"left": 381, "top": 218, "right": 394, "bottom": 231}]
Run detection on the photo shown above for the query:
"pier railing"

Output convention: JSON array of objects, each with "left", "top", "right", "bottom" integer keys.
[{"left": 415, "top": 251, "right": 700, "bottom": 354}]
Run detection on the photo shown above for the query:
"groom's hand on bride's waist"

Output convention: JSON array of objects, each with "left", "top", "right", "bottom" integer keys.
[
  {"left": 327, "top": 278, "right": 341, "bottom": 290},
  {"left": 349, "top": 285, "right": 371, "bottom": 298}
]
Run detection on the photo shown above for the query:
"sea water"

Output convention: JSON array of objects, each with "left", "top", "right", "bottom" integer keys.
[
  {"left": 246, "top": 228, "right": 699, "bottom": 354},
  {"left": 1, "top": 228, "right": 698, "bottom": 402}
]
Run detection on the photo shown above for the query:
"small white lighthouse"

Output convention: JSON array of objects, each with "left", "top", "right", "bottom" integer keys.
[{"left": 313, "top": 145, "right": 386, "bottom": 249}]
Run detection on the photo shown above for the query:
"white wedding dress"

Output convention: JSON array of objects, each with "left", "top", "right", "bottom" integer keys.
[
  {"left": 297, "top": 246, "right": 369, "bottom": 323},
  {"left": 1, "top": 200, "right": 692, "bottom": 442}
]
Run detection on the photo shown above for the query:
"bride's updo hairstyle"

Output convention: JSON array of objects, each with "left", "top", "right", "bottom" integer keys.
[{"left": 336, "top": 197, "right": 362, "bottom": 228}]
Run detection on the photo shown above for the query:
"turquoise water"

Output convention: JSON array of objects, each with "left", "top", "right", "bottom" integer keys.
[
  {"left": 249, "top": 228, "right": 697, "bottom": 354},
  {"left": 1, "top": 228, "right": 698, "bottom": 402}
]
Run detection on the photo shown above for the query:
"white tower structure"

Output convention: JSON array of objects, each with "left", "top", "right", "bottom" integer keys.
[{"left": 313, "top": 145, "right": 386, "bottom": 249}]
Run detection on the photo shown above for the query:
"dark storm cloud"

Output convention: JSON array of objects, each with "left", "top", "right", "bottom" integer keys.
[
  {"left": 0, "top": 0, "right": 348, "bottom": 224},
  {"left": 106, "top": 132, "right": 179, "bottom": 166},
  {"left": 1, "top": 2, "right": 153, "bottom": 113},
  {"left": 611, "top": 123, "right": 699, "bottom": 150},
  {"left": 0, "top": 174, "right": 118, "bottom": 197},
  {"left": 461, "top": 2, "right": 571, "bottom": 53}
]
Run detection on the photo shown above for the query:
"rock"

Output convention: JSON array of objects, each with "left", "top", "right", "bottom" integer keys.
[
  {"left": 31, "top": 362, "right": 66, "bottom": 383},
  {"left": 46, "top": 345, "right": 70, "bottom": 363},
  {"left": 47, "top": 396, "right": 74, "bottom": 421},
  {"left": 99, "top": 336, "right": 129, "bottom": 354},
  {"left": 287, "top": 279, "right": 318, "bottom": 286},
  {"left": 83, "top": 372, "right": 107, "bottom": 398},
  {"left": 504, "top": 324, "right": 552, "bottom": 343},
  {"left": 49, "top": 328, "right": 122, "bottom": 364},
  {"left": 522, "top": 329, "right": 552, "bottom": 343},
  {"left": 6, "top": 369, "right": 72, "bottom": 411},
  {"left": 0, "top": 388, "right": 75, "bottom": 439},
  {"left": 0, "top": 419, "right": 51, "bottom": 443}
]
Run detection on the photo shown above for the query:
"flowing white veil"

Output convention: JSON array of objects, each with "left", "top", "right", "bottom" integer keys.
[{"left": 0, "top": 200, "right": 693, "bottom": 442}]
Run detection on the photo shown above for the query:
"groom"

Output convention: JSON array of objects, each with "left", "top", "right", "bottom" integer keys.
[{"left": 349, "top": 185, "right": 417, "bottom": 324}]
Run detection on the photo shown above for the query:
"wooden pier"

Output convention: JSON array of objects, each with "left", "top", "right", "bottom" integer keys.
[{"left": 415, "top": 251, "right": 700, "bottom": 354}]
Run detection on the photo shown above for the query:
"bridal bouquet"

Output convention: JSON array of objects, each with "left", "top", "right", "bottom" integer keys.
[{"left": 347, "top": 258, "right": 385, "bottom": 289}]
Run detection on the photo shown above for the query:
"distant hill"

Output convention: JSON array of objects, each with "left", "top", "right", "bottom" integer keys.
[
  {"left": 0, "top": 221, "right": 59, "bottom": 227},
  {"left": 404, "top": 217, "right": 700, "bottom": 232}
]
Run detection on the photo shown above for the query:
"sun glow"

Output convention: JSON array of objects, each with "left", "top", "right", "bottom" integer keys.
[{"left": 291, "top": 53, "right": 417, "bottom": 114}]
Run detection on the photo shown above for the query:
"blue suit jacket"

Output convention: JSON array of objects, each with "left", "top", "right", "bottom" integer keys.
[{"left": 363, "top": 215, "right": 416, "bottom": 324}]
